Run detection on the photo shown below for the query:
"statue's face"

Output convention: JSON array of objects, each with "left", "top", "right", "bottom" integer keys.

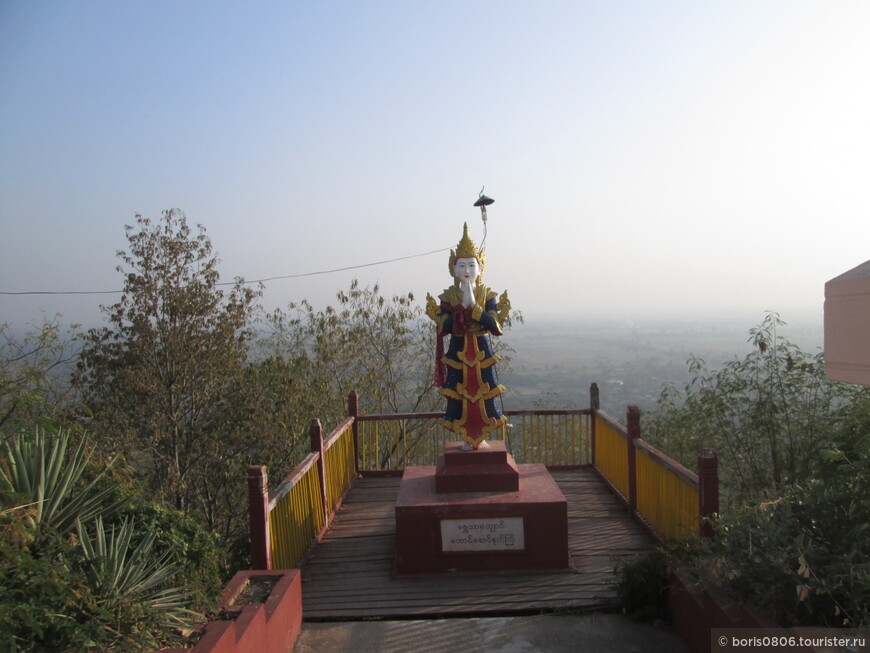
[{"left": 453, "top": 257, "right": 480, "bottom": 284}]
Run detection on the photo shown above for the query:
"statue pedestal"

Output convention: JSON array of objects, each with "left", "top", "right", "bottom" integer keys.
[
  {"left": 395, "top": 458, "right": 570, "bottom": 575},
  {"left": 435, "top": 441, "right": 519, "bottom": 492}
]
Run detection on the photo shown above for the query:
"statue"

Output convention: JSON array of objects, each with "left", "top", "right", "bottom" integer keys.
[{"left": 426, "top": 223, "right": 511, "bottom": 449}]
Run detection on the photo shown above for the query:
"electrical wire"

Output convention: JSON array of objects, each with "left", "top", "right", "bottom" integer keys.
[{"left": 0, "top": 246, "right": 451, "bottom": 296}]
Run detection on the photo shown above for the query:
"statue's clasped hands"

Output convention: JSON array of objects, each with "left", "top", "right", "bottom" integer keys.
[{"left": 459, "top": 278, "right": 477, "bottom": 310}]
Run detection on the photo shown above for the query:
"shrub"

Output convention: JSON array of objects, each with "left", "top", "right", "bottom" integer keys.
[
  {"left": 614, "top": 547, "right": 673, "bottom": 621},
  {"left": 0, "top": 538, "right": 102, "bottom": 652},
  {"left": 686, "top": 432, "right": 870, "bottom": 627},
  {"left": 115, "top": 502, "right": 223, "bottom": 611}
]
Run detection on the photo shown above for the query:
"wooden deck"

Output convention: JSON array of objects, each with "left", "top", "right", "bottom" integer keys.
[{"left": 299, "top": 469, "right": 656, "bottom": 620}]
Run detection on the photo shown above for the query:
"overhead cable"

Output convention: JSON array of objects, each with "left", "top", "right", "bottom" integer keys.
[{"left": 0, "top": 247, "right": 451, "bottom": 296}]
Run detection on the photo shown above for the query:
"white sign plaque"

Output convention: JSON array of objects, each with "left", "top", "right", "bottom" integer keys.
[{"left": 440, "top": 517, "right": 525, "bottom": 552}]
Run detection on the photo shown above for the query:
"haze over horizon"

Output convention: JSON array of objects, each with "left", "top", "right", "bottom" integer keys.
[{"left": 2, "top": 2, "right": 868, "bottom": 330}]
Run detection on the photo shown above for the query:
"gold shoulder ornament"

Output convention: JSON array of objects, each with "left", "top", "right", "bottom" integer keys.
[
  {"left": 496, "top": 290, "right": 511, "bottom": 326},
  {"left": 425, "top": 293, "right": 440, "bottom": 323}
]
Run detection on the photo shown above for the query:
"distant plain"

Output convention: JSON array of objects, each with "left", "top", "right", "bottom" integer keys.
[{"left": 499, "top": 315, "right": 824, "bottom": 417}]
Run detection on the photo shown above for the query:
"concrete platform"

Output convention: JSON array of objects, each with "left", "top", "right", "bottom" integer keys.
[{"left": 293, "top": 613, "right": 689, "bottom": 653}]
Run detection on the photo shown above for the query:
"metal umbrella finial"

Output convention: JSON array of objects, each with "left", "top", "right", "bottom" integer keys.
[
  {"left": 473, "top": 188, "right": 494, "bottom": 223},
  {"left": 474, "top": 187, "right": 494, "bottom": 251}
]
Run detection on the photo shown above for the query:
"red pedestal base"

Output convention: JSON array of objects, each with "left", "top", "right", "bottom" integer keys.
[
  {"left": 395, "top": 464, "right": 570, "bottom": 575},
  {"left": 435, "top": 441, "right": 520, "bottom": 492}
]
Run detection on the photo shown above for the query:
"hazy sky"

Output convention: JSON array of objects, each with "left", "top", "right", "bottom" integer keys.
[{"left": 2, "top": 1, "right": 868, "bottom": 330}]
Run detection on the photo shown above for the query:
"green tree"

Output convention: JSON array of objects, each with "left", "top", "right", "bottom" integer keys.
[
  {"left": 646, "top": 312, "right": 855, "bottom": 506},
  {"left": 0, "top": 318, "right": 80, "bottom": 437},
  {"left": 630, "top": 313, "right": 870, "bottom": 628},
  {"left": 75, "top": 210, "right": 260, "bottom": 519},
  {"left": 263, "top": 280, "right": 440, "bottom": 420}
]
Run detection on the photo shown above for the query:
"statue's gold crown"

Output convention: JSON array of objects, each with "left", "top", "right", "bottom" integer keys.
[{"left": 448, "top": 222, "right": 486, "bottom": 278}]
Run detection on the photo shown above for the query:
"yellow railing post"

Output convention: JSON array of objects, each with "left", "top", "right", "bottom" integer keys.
[{"left": 348, "top": 390, "right": 360, "bottom": 474}]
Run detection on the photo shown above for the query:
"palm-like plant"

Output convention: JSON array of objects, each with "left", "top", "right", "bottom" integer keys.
[
  {"left": 0, "top": 427, "right": 124, "bottom": 536},
  {"left": 76, "top": 517, "right": 199, "bottom": 646}
]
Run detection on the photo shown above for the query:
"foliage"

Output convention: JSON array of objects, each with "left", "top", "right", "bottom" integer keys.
[
  {"left": 646, "top": 312, "right": 854, "bottom": 506},
  {"left": 257, "top": 281, "right": 439, "bottom": 474},
  {"left": 0, "top": 426, "right": 215, "bottom": 651},
  {"left": 642, "top": 312, "right": 870, "bottom": 627},
  {"left": 619, "top": 434, "right": 870, "bottom": 628},
  {"left": 7, "top": 210, "right": 529, "bottom": 637},
  {"left": 75, "top": 209, "right": 261, "bottom": 532},
  {"left": 613, "top": 546, "right": 673, "bottom": 621},
  {"left": 76, "top": 211, "right": 504, "bottom": 565},
  {"left": 0, "top": 525, "right": 198, "bottom": 652},
  {"left": 0, "top": 427, "right": 124, "bottom": 539},
  {"left": 0, "top": 539, "right": 104, "bottom": 652},
  {"left": 263, "top": 278, "right": 523, "bottom": 419},
  {"left": 75, "top": 517, "right": 199, "bottom": 649},
  {"left": 115, "top": 501, "right": 224, "bottom": 612},
  {"left": 683, "top": 430, "right": 870, "bottom": 627},
  {"left": 0, "top": 318, "right": 80, "bottom": 437},
  {"left": 263, "top": 280, "right": 438, "bottom": 419},
  {"left": 261, "top": 279, "right": 522, "bottom": 470}
]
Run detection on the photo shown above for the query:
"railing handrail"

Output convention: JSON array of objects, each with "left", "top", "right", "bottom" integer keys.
[
  {"left": 269, "top": 452, "right": 318, "bottom": 510},
  {"left": 593, "top": 409, "right": 628, "bottom": 436},
  {"left": 505, "top": 408, "right": 592, "bottom": 416},
  {"left": 357, "top": 408, "right": 594, "bottom": 421},
  {"left": 357, "top": 411, "right": 441, "bottom": 421},
  {"left": 591, "top": 407, "right": 699, "bottom": 489},
  {"left": 590, "top": 406, "right": 715, "bottom": 541},
  {"left": 633, "top": 437, "right": 698, "bottom": 488},
  {"left": 323, "top": 416, "right": 355, "bottom": 449}
]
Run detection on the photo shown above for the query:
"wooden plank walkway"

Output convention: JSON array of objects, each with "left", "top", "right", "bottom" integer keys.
[{"left": 299, "top": 469, "right": 656, "bottom": 620}]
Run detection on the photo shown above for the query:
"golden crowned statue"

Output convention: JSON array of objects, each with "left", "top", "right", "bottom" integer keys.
[{"left": 426, "top": 223, "right": 511, "bottom": 449}]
